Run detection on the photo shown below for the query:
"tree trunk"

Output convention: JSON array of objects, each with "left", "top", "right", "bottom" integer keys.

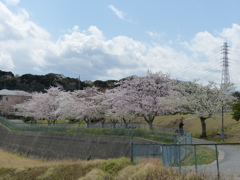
[
  {"left": 113, "top": 122, "right": 116, "bottom": 129},
  {"left": 86, "top": 122, "right": 90, "bottom": 128},
  {"left": 144, "top": 116, "right": 155, "bottom": 131},
  {"left": 200, "top": 117, "right": 207, "bottom": 138},
  {"left": 123, "top": 118, "right": 129, "bottom": 128},
  {"left": 83, "top": 118, "right": 90, "bottom": 128},
  {"left": 100, "top": 118, "right": 105, "bottom": 128},
  {"left": 101, "top": 122, "right": 105, "bottom": 128},
  {"left": 148, "top": 121, "right": 154, "bottom": 131},
  {"left": 47, "top": 120, "right": 51, "bottom": 126},
  {"left": 124, "top": 122, "right": 129, "bottom": 129}
]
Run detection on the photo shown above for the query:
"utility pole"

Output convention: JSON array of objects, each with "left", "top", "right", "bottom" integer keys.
[{"left": 78, "top": 75, "right": 81, "bottom": 90}]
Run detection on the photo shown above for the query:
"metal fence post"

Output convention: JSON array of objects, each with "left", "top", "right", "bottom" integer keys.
[
  {"left": 174, "top": 134, "right": 177, "bottom": 144},
  {"left": 215, "top": 144, "right": 220, "bottom": 179},
  {"left": 194, "top": 145, "right": 197, "bottom": 173},
  {"left": 178, "top": 144, "right": 181, "bottom": 173},
  {"left": 130, "top": 131, "right": 133, "bottom": 162}
]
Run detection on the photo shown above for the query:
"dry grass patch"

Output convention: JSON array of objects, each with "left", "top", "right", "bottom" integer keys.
[
  {"left": 0, "top": 150, "right": 225, "bottom": 180},
  {"left": 78, "top": 169, "right": 107, "bottom": 180},
  {"left": 0, "top": 148, "right": 104, "bottom": 169},
  {"left": 116, "top": 159, "right": 210, "bottom": 180}
]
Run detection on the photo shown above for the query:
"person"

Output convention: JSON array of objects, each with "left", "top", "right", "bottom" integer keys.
[{"left": 179, "top": 120, "right": 184, "bottom": 136}]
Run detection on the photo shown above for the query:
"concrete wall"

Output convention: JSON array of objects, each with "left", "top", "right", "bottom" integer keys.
[{"left": 0, "top": 124, "right": 154, "bottom": 160}]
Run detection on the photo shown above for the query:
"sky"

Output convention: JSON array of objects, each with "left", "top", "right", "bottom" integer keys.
[{"left": 1, "top": 0, "right": 240, "bottom": 89}]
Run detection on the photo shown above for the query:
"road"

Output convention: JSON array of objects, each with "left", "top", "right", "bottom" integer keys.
[{"left": 180, "top": 138, "right": 240, "bottom": 179}]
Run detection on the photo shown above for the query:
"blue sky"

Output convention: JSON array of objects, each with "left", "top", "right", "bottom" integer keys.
[{"left": 1, "top": 0, "right": 240, "bottom": 89}]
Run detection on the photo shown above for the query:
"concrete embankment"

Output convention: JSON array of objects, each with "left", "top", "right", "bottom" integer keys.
[{"left": 0, "top": 124, "right": 153, "bottom": 160}]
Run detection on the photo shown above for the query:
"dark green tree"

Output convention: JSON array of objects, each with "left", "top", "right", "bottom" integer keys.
[
  {"left": 93, "top": 80, "right": 108, "bottom": 88},
  {"left": 232, "top": 91, "right": 240, "bottom": 100},
  {"left": 232, "top": 101, "right": 240, "bottom": 121}
]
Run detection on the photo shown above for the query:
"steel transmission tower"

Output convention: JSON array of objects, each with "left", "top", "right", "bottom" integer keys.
[
  {"left": 220, "top": 42, "right": 230, "bottom": 142},
  {"left": 221, "top": 42, "right": 230, "bottom": 87}
]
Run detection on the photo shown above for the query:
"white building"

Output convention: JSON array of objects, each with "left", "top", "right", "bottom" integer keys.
[
  {"left": 0, "top": 89, "right": 32, "bottom": 116},
  {"left": 0, "top": 89, "right": 32, "bottom": 103}
]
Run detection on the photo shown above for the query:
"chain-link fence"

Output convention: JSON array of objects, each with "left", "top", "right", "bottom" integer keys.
[
  {"left": 131, "top": 131, "right": 192, "bottom": 165},
  {"left": 132, "top": 141, "right": 240, "bottom": 179},
  {"left": 177, "top": 143, "right": 240, "bottom": 179},
  {"left": 0, "top": 116, "right": 180, "bottom": 143}
]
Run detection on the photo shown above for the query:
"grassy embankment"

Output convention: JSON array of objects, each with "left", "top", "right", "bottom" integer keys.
[
  {"left": 0, "top": 113, "right": 238, "bottom": 179},
  {"left": 37, "top": 112, "right": 238, "bottom": 142},
  {"left": 152, "top": 112, "right": 240, "bottom": 143},
  {"left": 0, "top": 152, "right": 214, "bottom": 180},
  {"left": 23, "top": 112, "right": 239, "bottom": 142}
]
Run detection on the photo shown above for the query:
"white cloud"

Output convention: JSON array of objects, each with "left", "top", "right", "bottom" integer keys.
[
  {"left": 88, "top": 26, "right": 104, "bottom": 39},
  {"left": 0, "top": 52, "right": 15, "bottom": 69},
  {"left": 4, "top": 0, "right": 20, "bottom": 5},
  {"left": 1, "top": 2, "right": 240, "bottom": 89},
  {"left": 108, "top": 5, "right": 126, "bottom": 20},
  {"left": 0, "top": 1, "right": 51, "bottom": 73},
  {"left": 221, "top": 24, "right": 240, "bottom": 50},
  {"left": 181, "top": 26, "right": 240, "bottom": 88},
  {"left": 220, "top": 24, "right": 240, "bottom": 88},
  {"left": 146, "top": 31, "right": 164, "bottom": 39},
  {"left": 183, "top": 31, "right": 223, "bottom": 54},
  {"left": 0, "top": 3, "right": 50, "bottom": 40}
]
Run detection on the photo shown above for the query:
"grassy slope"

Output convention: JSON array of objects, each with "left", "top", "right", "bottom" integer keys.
[
  {"left": 150, "top": 112, "right": 240, "bottom": 142},
  {"left": 0, "top": 156, "right": 212, "bottom": 180},
  {"left": 0, "top": 148, "right": 86, "bottom": 169},
  {"left": 25, "top": 112, "right": 240, "bottom": 142},
  {"left": 0, "top": 114, "right": 238, "bottom": 179}
]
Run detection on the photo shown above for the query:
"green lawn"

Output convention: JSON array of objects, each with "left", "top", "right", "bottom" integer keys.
[
  {"left": 181, "top": 146, "right": 216, "bottom": 166},
  {"left": 19, "top": 112, "right": 240, "bottom": 142},
  {"left": 150, "top": 112, "right": 240, "bottom": 143}
]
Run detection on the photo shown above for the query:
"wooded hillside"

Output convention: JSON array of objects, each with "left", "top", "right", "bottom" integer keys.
[{"left": 0, "top": 70, "right": 117, "bottom": 92}]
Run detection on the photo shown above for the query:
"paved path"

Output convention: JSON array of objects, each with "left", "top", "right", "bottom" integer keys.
[{"left": 180, "top": 138, "right": 240, "bottom": 179}]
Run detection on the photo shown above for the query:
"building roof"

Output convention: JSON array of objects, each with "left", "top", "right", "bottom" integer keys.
[{"left": 0, "top": 89, "right": 32, "bottom": 96}]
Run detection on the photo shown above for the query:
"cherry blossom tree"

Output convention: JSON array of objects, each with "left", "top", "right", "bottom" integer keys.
[
  {"left": 176, "top": 80, "right": 236, "bottom": 138},
  {"left": 54, "top": 90, "right": 77, "bottom": 121},
  {"left": 92, "top": 92, "right": 108, "bottom": 127},
  {"left": 113, "top": 70, "right": 175, "bottom": 130},
  {"left": 104, "top": 89, "right": 137, "bottom": 128},
  {"left": 16, "top": 86, "right": 65, "bottom": 124},
  {"left": 58, "top": 87, "right": 106, "bottom": 127}
]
